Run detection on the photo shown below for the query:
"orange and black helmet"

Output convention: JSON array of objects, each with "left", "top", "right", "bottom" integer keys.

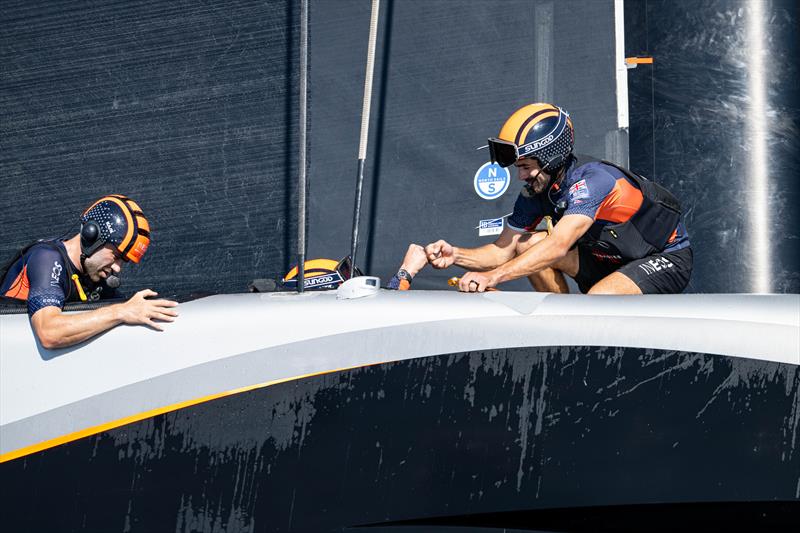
[
  {"left": 79, "top": 195, "right": 150, "bottom": 263},
  {"left": 488, "top": 103, "right": 574, "bottom": 170},
  {"left": 282, "top": 256, "right": 363, "bottom": 290}
]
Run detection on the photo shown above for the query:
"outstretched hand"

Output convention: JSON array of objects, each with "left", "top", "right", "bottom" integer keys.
[
  {"left": 424, "top": 240, "right": 455, "bottom": 269},
  {"left": 119, "top": 289, "right": 179, "bottom": 331}
]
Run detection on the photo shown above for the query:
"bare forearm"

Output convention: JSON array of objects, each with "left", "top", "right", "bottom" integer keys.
[
  {"left": 34, "top": 305, "right": 123, "bottom": 349},
  {"left": 32, "top": 289, "right": 178, "bottom": 349},
  {"left": 453, "top": 243, "right": 515, "bottom": 271},
  {"left": 493, "top": 237, "right": 566, "bottom": 284}
]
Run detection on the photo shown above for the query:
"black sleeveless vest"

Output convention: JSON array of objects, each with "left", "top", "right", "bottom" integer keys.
[{"left": 577, "top": 161, "right": 683, "bottom": 260}]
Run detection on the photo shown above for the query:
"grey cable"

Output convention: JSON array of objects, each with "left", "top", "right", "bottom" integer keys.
[
  {"left": 350, "top": 0, "right": 381, "bottom": 277},
  {"left": 297, "top": 0, "right": 309, "bottom": 292}
]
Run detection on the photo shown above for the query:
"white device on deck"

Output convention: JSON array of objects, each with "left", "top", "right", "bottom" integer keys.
[{"left": 337, "top": 276, "right": 381, "bottom": 300}]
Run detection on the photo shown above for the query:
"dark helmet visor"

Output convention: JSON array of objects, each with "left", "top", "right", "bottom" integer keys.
[
  {"left": 335, "top": 255, "right": 363, "bottom": 280},
  {"left": 487, "top": 138, "right": 519, "bottom": 168}
]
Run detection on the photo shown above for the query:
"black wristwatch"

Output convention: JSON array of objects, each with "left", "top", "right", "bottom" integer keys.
[{"left": 396, "top": 268, "right": 414, "bottom": 282}]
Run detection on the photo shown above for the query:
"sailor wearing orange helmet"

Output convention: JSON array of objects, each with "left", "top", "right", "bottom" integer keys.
[
  {"left": 425, "top": 103, "right": 692, "bottom": 294},
  {"left": 0, "top": 195, "right": 178, "bottom": 349}
]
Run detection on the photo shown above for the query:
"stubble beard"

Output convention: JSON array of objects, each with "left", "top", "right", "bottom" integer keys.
[{"left": 529, "top": 171, "right": 550, "bottom": 194}]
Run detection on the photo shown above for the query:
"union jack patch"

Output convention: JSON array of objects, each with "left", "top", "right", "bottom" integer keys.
[{"left": 568, "top": 179, "right": 589, "bottom": 201}]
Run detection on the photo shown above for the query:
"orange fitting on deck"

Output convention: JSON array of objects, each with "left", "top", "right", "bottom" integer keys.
[{"left": 625, "top": 56, "right": 654, "bottom": 65}]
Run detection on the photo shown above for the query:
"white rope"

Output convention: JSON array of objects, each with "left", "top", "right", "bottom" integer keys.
[{"left": 358, "top": 0, "right": 380, "bottom": 160}]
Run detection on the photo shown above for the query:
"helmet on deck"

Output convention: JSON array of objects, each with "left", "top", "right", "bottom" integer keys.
[
  {"left": 282, "top": 256, "right": 363, "bottom": 291},
  {"left": 488, "top": 103, "right": 574, "bottom": 171},
  {"left": 80, "top": 195, "right": 150, "bottom": 263}
]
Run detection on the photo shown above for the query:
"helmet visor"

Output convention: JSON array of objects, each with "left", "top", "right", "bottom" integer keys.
[
  {"left": 336, "top": 255, "right": 364, "bottom": 280},
  {"left": 487, "top": 138, "right": 519, "bottom": 168}
]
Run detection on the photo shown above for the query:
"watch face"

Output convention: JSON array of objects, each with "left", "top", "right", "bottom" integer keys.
[{"left": 397, "top": 269, "right": 412, "bottom": 281}]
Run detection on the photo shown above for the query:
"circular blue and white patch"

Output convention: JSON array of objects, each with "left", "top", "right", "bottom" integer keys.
[{"left": 473, "top": 162, "right": 510, "bottom": 200}]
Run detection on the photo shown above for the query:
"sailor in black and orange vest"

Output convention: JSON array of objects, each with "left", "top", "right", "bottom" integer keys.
[
  {"left": 0, "top": 195, "right": 178, "bottom": 349},
  {"left": 425, "top": 103, "right": 693, "bottom": 294}
]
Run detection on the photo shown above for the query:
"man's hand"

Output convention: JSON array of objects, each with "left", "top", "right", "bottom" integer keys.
[
  {"left": 118, "top": 289, "right": 179, "bottom": 331},
  {"left": 425, "top": 240, "right": 455, "bottom": 269},
  {"left": 399, "top": 244, "right": 429, "bottom": 276},
  {"left": 458, "top": 271, "right": 499, "bottom": 293},
  {"left": 31, "top": 288, "right": 180, "bottom": 349}
]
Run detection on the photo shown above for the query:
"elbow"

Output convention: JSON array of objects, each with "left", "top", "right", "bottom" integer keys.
[
  {"left": 38, "top": 335, "right": 58, "bottom": 350},
  {"left": 31, "top": 309, "right": 74, "bottom": 350},
  {"left": 37, "top": 332, "right": 62, "bottom": 350},
  {"left": 35, "top": 328, "right": 67, "bottom": 350}
]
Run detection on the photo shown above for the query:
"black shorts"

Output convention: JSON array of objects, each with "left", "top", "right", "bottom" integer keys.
[{"left": 574, "top": 246, "right": 693, "bottom": 294}]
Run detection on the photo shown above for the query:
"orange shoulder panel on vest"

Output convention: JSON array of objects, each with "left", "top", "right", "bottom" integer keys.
[{"left": 594, "top": 178, "right": 644, "bottom": 223}]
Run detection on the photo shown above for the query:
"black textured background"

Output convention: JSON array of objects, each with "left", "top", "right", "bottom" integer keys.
[
  {"left": 1, "top": 0, "right": 299, "bottom": 299},
  {"left": 1, "top": 0, "right": 798, "bottom": 298}
]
